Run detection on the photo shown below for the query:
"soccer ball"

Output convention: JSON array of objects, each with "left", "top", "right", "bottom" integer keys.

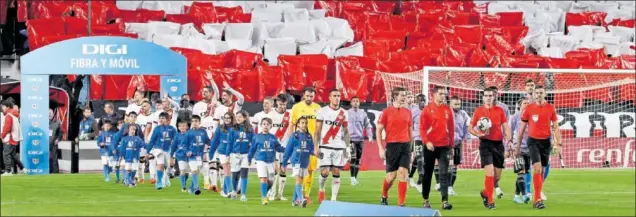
[{"left": 477, "top": 117, "right": 492, "bottom": 132}]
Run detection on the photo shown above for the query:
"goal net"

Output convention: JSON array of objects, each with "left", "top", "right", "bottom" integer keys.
[{"left": 380, "top": 67, "right": 635, "bottom": 169}]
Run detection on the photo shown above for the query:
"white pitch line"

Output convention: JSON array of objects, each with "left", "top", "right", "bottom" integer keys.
[{"left": 2, "top": 192, "right": 634, "bottom": 205}]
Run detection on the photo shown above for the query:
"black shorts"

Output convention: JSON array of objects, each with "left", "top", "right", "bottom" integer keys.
[
  {"left": 453, "top": 142, "right": 462, "bottom": 165},
  {"left": 479, "top": 139, "right": 505, "bottom": 169},
  {"left": 513, "top": 154, "right": 531, "bottom": 174},
  {"left": 528, "top": 138, "right": 552, "bottom": 167},
  {"left": 385, "top": 143, "right": 411, "bottom": 173}
]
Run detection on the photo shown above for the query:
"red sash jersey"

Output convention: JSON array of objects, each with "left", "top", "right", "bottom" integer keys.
[
  {"left": 521, "top": 102, "right": 557, "bottom": 139},
  {"left": 379, "top": 106, "right": 412, "bottom": 143},
  {"left": 419, "top": 103, "right": 455, "bottom": 147},
  {"left": 471, "top": 105, "right": 507, "bottom": 141}
]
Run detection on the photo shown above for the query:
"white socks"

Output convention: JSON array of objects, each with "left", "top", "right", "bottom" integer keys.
[
  {"left": 331, "top": 176, "right": 341, "bottom": 201},
  {"left": 319, "top": 174, "right": 328, "bottom": 191},
  {"left": 149, "top": 159, "right": 157, "bottom": 179},
  {"left": 201, "top": 163, "right": 210, "bottom": 186},
  {"left": 277, "top": 175, "right": 286, "bottom": 197}
]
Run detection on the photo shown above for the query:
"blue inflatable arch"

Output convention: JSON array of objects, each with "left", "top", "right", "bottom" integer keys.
[{"left": 20, "top": 36, "right": 187, "bottom": 175}]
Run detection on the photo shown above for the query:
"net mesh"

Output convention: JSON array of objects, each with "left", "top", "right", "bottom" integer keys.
[{"left": 381, "top": 68, "right": 636, "bottom": 169}]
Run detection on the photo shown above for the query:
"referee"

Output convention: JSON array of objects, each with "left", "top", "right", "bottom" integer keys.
[
  {"left": 515, "top": 85, "right": 561, "bottom": 209},
  {"left": 418, "top": 86, "right": 454, "bottom": 210},
  {"left": 377, "top": 87, "right": 413, "bottom": 207}
]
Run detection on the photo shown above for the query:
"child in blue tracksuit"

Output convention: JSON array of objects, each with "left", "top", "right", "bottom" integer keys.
[
  {"left": 96, "top": 120, "right": 119, "bottom": 182},
  {"left": 118, "top": 125, "right": 144, "bottom": 187},
  {"left": 281, "top": 117, "right": 314, "bottom": 208},
  {"left": 185, "top": 115, "right": 209, "bottom": 195},
  {"left": 228, "top": 110, "right": 254, "bottom": 202},
  {"left": 249, "top": 117, "right": 285, "bottom": 205},
  {"left": 146, "top": 112, "right": 177, "bottom": 190},
  {"left": 170, "top": 120, "right": 189, "bottom": 192},
  {"left": 113, "top": 112, "right": 144, "bottom": 184},
  {"left": 209, "top": 111, "right": 236, "bottom": 197}
]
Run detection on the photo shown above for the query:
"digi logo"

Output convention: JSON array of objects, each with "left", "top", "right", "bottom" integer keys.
[{"left": 82, "top": 44, "right": 128, "bottom": 55}]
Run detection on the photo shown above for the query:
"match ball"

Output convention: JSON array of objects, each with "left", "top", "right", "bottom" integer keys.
[{"left": 477, "top": 117, "right": 492, "bottom": 132}]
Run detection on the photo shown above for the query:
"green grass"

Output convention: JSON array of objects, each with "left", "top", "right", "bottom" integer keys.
[{"left": 1, "top": 169, "right": 634, "bottom": 216}]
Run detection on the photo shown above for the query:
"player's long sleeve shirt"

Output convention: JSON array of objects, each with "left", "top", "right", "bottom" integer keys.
[
  {"left": 249, "top": 133, "right": 285, "bottom": 164},
  {"left": 410, "top": 104, "right": 422, "bottom": 141},
  {"left": 510, "top": 112, "right": 529, "bottom": 154},
  {"left": 170, "top": 132, "right": 188, "bottom": 161},
  {"left": 119, "top": 135, "right": 144, "bottom": 162},
  {"left": 347, "top": 108, "right": 373, "bottom": 142},
  {"left": 96, "top": 130, "right": 118, "bottom": 156},
  {"left": 147, "top": 124, "right": 177, "bottom": 152},
  {"left": 185, "top": 128, "right": 209, "bottom": 159},
  {"left": 281, "top": 132, "right": 314, "bottom": 168},
  {"left": 78, "top": 115, "right": 98, "bottom": 139},
  {"left": 419, "top": 103, "right": 455, "bottom": 147},
  {"left": 209, "top": 126, "right": 234, "bottom": 158},
  {"left": 228, "top": 126, "right": 253, "bottom": 154},
  {"left": 453, "top": 109, "right": 470, "bottom": 144}
]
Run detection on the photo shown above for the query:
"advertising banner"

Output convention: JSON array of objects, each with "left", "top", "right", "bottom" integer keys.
[{"left": 20, "top": 75, "right": 50, "bottom": 174}]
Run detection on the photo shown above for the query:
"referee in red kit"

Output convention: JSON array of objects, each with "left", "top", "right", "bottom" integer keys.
[
  {"left": 419, "top": 86, "right": 454, "bottom": 210},
  {"left": 515, "top": 85, "right": 561, "bottom": 210},
  {"left": 377, "top": 87, "right": 413, "bottom": 207}
]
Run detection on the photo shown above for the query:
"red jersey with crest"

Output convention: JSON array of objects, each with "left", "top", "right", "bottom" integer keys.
[
  {"left": 253, "top": 109, "right": 292, "bottom": 146},
  {"left": 317, "top": 106, "right": 349, "bottom": 149}
]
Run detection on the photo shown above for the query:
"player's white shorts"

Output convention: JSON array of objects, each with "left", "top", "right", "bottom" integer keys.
[
  {"left": 140, "top": 148, "right": 148, "bottom": 156},
  {"left": 150, "top": 148, "right": 169, "bottom": 165},
  {"left": 218, "top": 153, "right": 228, "bottom": 164},
  {"left": 275, "top": 152, "right": 284, "bottom": 162},
  {"left": 292, "top": 164, "right": 309, "bottom": 177},
  {"left": 319, "top": 148, "right": 346, "bottom": 169},
  {"left": 101, "top": 156, "right": 114, "bottom": 166},
  {"left": 229, "top": 153, "right": 249, "bottom": 172},
  {"left": 119, "top": 158, "right": 126, "bottom": 167},
  {"left": 188, "top": 156, "right": 203, "bottom": 172},
  {"left": 256, "top": 161, "right": 275, "bottom": 179},
  {"left": 125, "top": 161, "right": 140, "bottom": 170}
]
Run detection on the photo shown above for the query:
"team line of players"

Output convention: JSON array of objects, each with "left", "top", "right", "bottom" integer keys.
[{"left": 97, "top": 79, "right": 358, "bottom": 206}]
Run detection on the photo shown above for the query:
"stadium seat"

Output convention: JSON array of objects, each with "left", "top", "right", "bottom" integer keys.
[{"left": 264, "top": 38, "right": 297, "bottom": 65}]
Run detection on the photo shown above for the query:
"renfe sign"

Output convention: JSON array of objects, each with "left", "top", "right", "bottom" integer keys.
[{"left": 20, "top": 36, "right": 187, "bottom": 175}]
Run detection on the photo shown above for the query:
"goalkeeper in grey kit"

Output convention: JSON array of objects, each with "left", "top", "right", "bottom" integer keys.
[{"left": 510, "top": 98, "right": 531, "bottom": 204}]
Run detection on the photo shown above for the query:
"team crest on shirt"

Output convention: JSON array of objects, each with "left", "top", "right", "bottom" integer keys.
[
  {"left": 264, "top": 141, "right": 270, "bottom": 149},
  {"left": 32, "top": 158, "right": 39, "bottom": 165},
  {"left": 445, "top": 111, "right": 449, "bottom": 119},
  {"left": 532, "top": 115, "right": 539, "bottom": 122},
  {"left": 32, "top": 140, "right": 39, "bottom": 146}
]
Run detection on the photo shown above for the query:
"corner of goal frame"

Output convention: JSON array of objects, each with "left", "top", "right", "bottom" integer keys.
[{"left": 314, "top": 201, "right": 442, "bottom": 216}]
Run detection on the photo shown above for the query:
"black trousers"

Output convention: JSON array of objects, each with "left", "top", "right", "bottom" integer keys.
[
  {"left": 421, "top": 145, "right": 451, "bottom": 201},
  {"left": 49, "top": 144, "right": 59, "bottom": 173},
  {"left": 3, "top": 144, "right": 18, "bottom": 173}
]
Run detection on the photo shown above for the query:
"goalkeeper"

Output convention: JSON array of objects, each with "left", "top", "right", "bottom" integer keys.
[{"left": 509, "top": 98, "right": 531, "bottom": 204}]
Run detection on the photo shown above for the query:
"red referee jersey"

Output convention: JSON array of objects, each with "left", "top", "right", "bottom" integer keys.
[
  {"left": 471, "top": 105, "right": 507, "bottom": 141},
  {"left": 521, "top": 102, "right": 557, "bottom": 139},
  {"left": 419, "top": 103, "right": 455, "bottom": 147},
  {"left": 380, "top": 106, "right": 412, "bottom": 143}
]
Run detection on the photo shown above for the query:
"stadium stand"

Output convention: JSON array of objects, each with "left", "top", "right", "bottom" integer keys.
[{"left": 6, "top": 0, "right": 632, "bottom": 104}]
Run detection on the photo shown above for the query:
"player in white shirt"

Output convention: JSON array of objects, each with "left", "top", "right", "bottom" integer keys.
[
  {"left": 192, "top": 83, "right": 220, "bottom": 192},
  {"left": 314, "top": 89, "right": 351, "bottom": 203},
  {"left": 125, "top": 90, "right": 145, "bottom": 115},
  {"left": 135, "top": 99, "right": 154, "bottom": 184},
  {"left": 254, "top": 95, "right": 292, "bottom": 201}
]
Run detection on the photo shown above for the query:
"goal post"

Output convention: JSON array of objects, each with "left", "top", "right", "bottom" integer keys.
[{"left": 380, "top": 67, "right": 635, "bottom": 169}]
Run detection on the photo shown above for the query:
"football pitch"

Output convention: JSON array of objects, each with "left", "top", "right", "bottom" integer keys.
[{"left": 1, "top": 169, "right": 634, "bottom": 216}]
